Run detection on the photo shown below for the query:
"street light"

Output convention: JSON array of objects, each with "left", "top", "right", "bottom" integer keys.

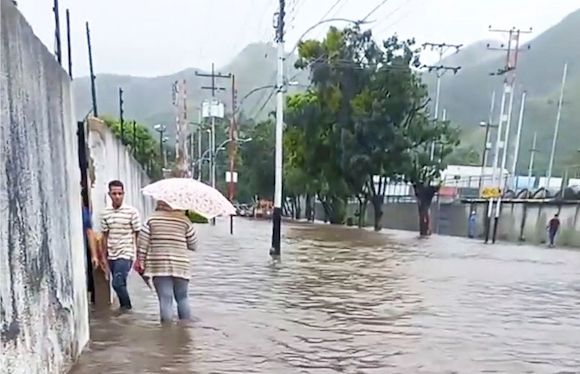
[{"left": 154, "top": 124, "right": 167, "bottom": 168}]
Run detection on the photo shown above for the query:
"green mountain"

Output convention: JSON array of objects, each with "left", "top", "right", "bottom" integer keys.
[
  {"left": 74, "top": 9, "right": 580, "bottom": 175},
  {"left": 425, "top": 8, "right": 580, "bottom": 174},
  {"left": 73, "top": 42, "right": 307, "bottom": 139}
]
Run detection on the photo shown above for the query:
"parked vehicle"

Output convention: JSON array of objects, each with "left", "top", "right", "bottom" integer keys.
[{"left": 254, "top": 200, "right": 273, "bottom": 219}]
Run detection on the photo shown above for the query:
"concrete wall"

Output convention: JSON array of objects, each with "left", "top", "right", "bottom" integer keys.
[
  {"left": 316, "top": 198, "right": 580, "bottom": 247},
  {"left": 87, "top": 117, "right": 152, "bottom": 231},
  {"left": 0, "top": 1, "right": 89, "bottom": 372}
]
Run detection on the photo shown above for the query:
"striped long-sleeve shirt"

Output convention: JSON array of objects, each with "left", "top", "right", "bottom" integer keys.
[
  {"left": 100, "top": 205, "right": 141, "bottom": 260},
  {"left": 137, "top": 210, "right": 198, "bottom": 279}
]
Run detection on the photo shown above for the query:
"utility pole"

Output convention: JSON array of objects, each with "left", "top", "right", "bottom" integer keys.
[
  {"left": 195, "top": 64, "right": 231, "bottom": 189},
  {"left": 197, "top": 109, "right": 203, "bottom": 181},
  {"left": 86, "top": 22, "right": 98, "bottom": 117},
  {"left": 172, "top": 79, "right": 190, "bottom": 177},
  {"left": 228, "top": 75, "right": 238, "bottom": 235},
  {"left": 65, "top": 9, "right": 72, "bottom": 78},
  {"left": 421, "top": 42, "right": 462, "bottom": 160},
  {"left": 118, "top": 87, "right": 125, "bottom": 144},
  {"left": 527, "top": 132, "right": 538, "bottom": 192},
  {"left": 52, "top": 0, "right": 62, "bottom": 65},
  {"left": 196, "top": 65, "right": 231, "bottom": 226},
  {"left": 485, "top": 26, "right": 532, "bottom": 244},
  {"left": 132, "top": 120, "right": 137, "bottom": 155},
  {"left": 511, "top": 90, "right": 527, "bottom": 176},
  {"left": 271, "top": 0, "right": 285, "bottom": 256},
  {"left": 479, "top": 90, "right": 496, "bottom": 193},
  {"left": 547, "top": 62, "right": 568, "bottom": 189}
]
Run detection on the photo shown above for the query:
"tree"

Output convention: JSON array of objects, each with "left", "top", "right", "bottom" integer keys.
[
  {"left": 348, "top": 35, "right": 425, "bottom": 230},
  {"left": 237, "top": 119, "right": 275, "bottom": 202},
  {"left": 100, "top": 116, "right": 163, "bottom": 180},
  {"left": 399, "top": 114, "right": 460, "bottom": 236},
  {"left": 446, "top": 146, "right": 481, "bottom": 166}
]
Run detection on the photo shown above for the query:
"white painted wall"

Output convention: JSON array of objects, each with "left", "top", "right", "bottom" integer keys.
[
  {"left": 0, "top": 1, "right": 88, "bottom": 372},
  {"left": 87, "top": 117, "right": 153, "bottom": 231}
]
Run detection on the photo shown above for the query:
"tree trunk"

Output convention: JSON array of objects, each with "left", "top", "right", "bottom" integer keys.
[
  {"left": 320, "top": 197, "right": 330, "bottom": 223},
  {"left": 328, "top": 196, "right": 346, "bottom": 224},
  {"left": 305, "top": 194, "right": 313, "bottom": 222},
  {"left": 371, "top": 195, "right": 383, "bottom": 231},
  {"left": 356, "top": 195, "right": 368, "bottom": 228},
  {"left": 295, "top": 196, "right": 302, "bottom": 220},
  {"left": 413, "top": 183, "right": 438, "bottom": 237}
]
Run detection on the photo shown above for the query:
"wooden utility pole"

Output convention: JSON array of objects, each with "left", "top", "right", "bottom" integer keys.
[{"left": 228, "top": 75, "right": 238, "bottom": 234}]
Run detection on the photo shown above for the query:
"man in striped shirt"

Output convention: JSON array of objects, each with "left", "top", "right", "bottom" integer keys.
[{"left": 100, "top": 180, "right": 141, "bottom": 310}]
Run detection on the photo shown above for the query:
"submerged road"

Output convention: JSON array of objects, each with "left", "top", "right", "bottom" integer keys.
[{"left": 71, "top": 219, "right": 580, "bottom": 373}]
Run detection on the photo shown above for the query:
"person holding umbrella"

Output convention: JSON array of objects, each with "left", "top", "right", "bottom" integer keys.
[{"left": 137, "top": 200, "right": 198, "bottom": 322}]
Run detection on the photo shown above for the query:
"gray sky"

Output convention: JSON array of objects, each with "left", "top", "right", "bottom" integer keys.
[{"left": 18, "top": 0, "right": 580, "bottom": 78}]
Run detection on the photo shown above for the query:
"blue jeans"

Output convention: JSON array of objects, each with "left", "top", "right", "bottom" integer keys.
[
  {"left": 549, "top": 229, "right": 557, "bottom": 246},
  {"left": 109, "top": 259, "right": 133, "bottom": 309},
  {"left": 152, "top": 276, "right": 191, "bottom": 322}
]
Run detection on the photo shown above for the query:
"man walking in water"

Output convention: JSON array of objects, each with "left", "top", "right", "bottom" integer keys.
[
  {"left": 547, "top": 213, "right": 560, "bottom": 248},
  {"left": 100, "top": 180, "right": 141, "bottom": 310}
]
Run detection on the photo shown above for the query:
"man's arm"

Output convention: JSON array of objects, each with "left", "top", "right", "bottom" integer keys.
[
  {"left": 100, "top": 211, "right": 110, "bottom": 257},
  {"left": 131, "top": 208, "right": 141, "bottom": 254}
]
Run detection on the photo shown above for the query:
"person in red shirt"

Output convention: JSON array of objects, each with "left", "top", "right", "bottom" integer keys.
[{"left": 547, "top": 213, "right": 560, "bottom": 247}]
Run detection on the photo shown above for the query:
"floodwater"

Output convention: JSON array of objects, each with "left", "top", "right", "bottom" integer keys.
[{"left": 71, "top": 219, "right": 580, "bottom": 373}]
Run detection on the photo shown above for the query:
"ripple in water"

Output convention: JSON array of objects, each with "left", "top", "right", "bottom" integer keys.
[{"left": 71, "top": 219, "right": 580, "bottom": 373}]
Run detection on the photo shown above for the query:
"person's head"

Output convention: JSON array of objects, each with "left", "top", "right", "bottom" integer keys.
[
  {"left": 155, "top": 200, "right": 172, "bottom": 211},
  {"left": 108, "top": 180, "right": 125, "bottom": 208}
]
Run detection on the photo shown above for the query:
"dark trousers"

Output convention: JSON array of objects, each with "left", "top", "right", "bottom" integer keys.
[
  {"left": 84, "top": 238, "right": 95, "bottom": 304},
  {"left": 109, "top": 258, "right": 133, "bottom": 309},
  {"left": 548, "top": 229, "right": 557, "bottom": 246}
]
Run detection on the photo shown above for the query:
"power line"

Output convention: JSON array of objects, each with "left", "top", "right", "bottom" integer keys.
[
  {"left": 319, "top": 0, "right": 345, "bottom": 23},
  {"left": 362, "top": 0, "right": 390, "bottom": 21},
  {"left": 372, "top": 0, "right": 412, "bottom": 35}
]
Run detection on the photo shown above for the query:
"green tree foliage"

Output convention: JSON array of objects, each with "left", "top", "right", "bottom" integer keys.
[
  {"left": 100, "top": 116, "right": 164, "bottom": 180},
  {"left": 283, "top": 26, "right": 461, "bottom": 233},
  {"left": 236, "top": 119, "right": 275, "bottom": 202}
]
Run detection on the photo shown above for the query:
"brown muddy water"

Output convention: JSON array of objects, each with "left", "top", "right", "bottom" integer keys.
[{"left": 71, "top": 219, "right": 580, "bottom": 373}]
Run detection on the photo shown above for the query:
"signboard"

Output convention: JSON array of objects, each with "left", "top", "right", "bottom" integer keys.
[
  {"left": 225, "top": 171, "right": 238, "bottom": 183},
  {"left": 481, "top": 186, "right": 501, "bottom": 199},
  {"left": 202, "top": 99, "right": 225, "bottom": 119}
]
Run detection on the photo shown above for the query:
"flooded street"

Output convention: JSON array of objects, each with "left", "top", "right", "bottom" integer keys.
[{"left": 71, "top": 219, "right": 580, "bottom": 373}]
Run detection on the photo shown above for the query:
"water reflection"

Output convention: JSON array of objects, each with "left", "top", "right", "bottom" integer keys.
[{"left": 72, "top": 219, "right": 580, "bottom": 373}]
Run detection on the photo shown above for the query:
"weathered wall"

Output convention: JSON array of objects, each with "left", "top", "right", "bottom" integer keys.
[
  {"left": 87, "top": 117, "right": 152, "bottom": 232},
  {"left": 316, "top": 199, "right": 580, "bottom": 247},
  {"left": 0, "top": 1, "right": 89, "bottom": 373}
]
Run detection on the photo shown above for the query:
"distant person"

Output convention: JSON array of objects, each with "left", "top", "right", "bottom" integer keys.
[
  {"left": 137, "top": 201, "right": 198, "bottom": 323},
  {"left": 547, "top": 213, "right": 560, "bottom": 247},
  {"left": 100, "top": 180, "right": 141, "bottom": 310},
  {"left": 468, "top": 210, "right": 477, "bottom": 238}
]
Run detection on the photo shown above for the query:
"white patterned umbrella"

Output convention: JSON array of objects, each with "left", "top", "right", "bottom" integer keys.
[{"left": 142, "top": 178, "right": 236, "bottom": 219}]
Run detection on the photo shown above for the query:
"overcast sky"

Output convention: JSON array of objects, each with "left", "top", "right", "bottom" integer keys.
[{"left": 17, "top": 0, "right": 580, "bottom": 78}]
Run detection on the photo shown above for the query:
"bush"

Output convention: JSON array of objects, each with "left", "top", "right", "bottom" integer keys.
[{"left": 186, "top": 211, "right": 208, "bottom": 224}]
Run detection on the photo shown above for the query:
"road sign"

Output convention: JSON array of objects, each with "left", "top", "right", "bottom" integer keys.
[{"left": 481, "top": 186, "right": 502, "bottom": 199}]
